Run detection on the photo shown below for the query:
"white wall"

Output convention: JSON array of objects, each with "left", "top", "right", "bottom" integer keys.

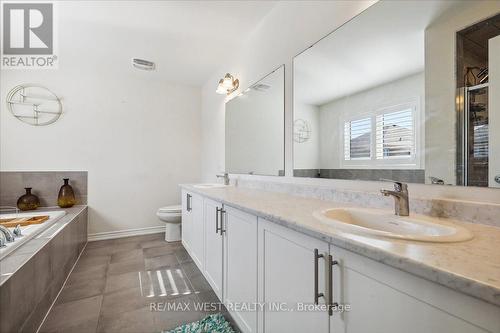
[
  {"left": 0, "top": 7, "right": 201, "bottom": 235},
  {"left": 489, "top": 35, "right": 500, "bottom": 188},
  {"left": 318, "top": 72, "right": 425, "bottom": 169},
  {"left": 200, "top": 0, "right": 500, "bottom": 204},
  {"left": 293, "top": 103, "right": 319, "bottom": 170},
  {"left": 200, "top": 0, "right": 377, "bottom": 181}
]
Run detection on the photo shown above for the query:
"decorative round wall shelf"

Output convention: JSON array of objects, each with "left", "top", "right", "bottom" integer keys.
[
  {"left": 293, "top": 119, "right": 311, "bottom": 143},
  {"left": 6, "top": 84, "right": 62, "bottom": 126}
]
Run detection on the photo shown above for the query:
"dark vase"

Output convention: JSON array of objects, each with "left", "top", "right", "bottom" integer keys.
[
  {"left": 58, "top": 178, "right": 76, "bottom": 208},
  {"left": 17, "top": 188, "right": 40, "bottom": 211}
]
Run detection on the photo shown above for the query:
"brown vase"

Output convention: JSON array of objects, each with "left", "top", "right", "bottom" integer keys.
[
  {"left": 58, "top": 178, "right": 76, "bottom": 208},
  {"left": 17, "top": 188, "right": 40, "bottom": 211}
]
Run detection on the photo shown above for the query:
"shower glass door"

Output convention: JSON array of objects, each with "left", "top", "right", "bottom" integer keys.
[{"left": 465, "top": 85, "right": 489, "bottom": 187}]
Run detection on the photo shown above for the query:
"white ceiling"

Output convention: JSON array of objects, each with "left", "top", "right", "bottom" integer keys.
[
  {"left": 294, "top": 1, "right": 458, "bottom": 106},
  {"left": 59, "top": 1, "right": 276, "bottom": 86}
]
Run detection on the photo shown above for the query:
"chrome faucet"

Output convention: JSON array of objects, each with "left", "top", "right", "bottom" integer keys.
[
  {"left": 13, "top": 224, "right": 22, "bottom": 237},
  {"left": 380, "top": 179, "right": 410, "bottom": 216},
  {"left": 216, "top": 172, "right": 230, "bottom": 186},
  {"left": 0, "top": 232, "right": 6, "bottom": 248},
  {"left": 0, "top": 225, "right": 16, "bottom": 242},
  {"left": 429, "top": 176, "right": 444, "bottom": 185}
]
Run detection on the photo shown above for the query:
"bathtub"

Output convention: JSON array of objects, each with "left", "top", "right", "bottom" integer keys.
[{"left": 0, "top": 210, "right": 66, "bottom": 260}]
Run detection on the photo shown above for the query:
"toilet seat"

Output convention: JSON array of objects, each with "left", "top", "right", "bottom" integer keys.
[
  {"left": 158, "top": 205, "right": 182, "bottom": 214},
  {"left": 157, "top": 205, "right": 182, "bottom": 219}
]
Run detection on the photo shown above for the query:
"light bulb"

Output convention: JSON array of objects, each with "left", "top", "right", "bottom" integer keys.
[
  {"left": 216, "top": 79, "right": 227, "bottom": 94},
  {"left": 222, "top": 74, "right": 234, "bottom": 89}
]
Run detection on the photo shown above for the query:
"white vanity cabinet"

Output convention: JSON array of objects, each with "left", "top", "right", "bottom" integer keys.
[
  {"left": 203, "top": 199, "right": 259, "bottom": 333},
  {"left": 203, "top": 198, "right": 224, "bottom": 299},
  {"left": 182, "top": 190, "right": 499, "bottom": 333},
  {"left": 181, "top": 190, "right": 204, "bottom": 270},
  {"left": 223, "top": 207, "right": 258, "bottom": 333},
  {"left": 330, "top": 246, "right": 499, "bottom": 333},
  {"left": 257, "top": 218, "right": 330, "bottom": 333}
]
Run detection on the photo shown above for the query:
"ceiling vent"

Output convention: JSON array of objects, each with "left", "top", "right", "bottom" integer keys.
[
  {"left": 132, "top": 58, "right": 155, "bottom": 71},
  {"left": 250, "top": 83, "right": 271, "bottom": 92}
]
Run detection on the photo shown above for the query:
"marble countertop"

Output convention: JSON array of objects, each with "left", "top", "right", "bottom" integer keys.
[
  {"left": 0, "top": 205, "right": 87, "bottom": 286},
  {"left": 181, "top": 184, "right": 500, "bottom": 307}
]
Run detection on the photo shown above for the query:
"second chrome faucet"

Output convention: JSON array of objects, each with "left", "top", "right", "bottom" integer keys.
[
  {"left": 216, "top": 172, "right": 230, "bottom": 186},
  {"left": 380, "top": 180, "right": 410, "bottom": 216}
]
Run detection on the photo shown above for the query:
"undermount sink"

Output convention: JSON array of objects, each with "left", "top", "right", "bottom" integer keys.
[
  {"left": 193, "top": 183, "right": 228, "bottom": 189},
  {"left": 313, "top": 207, "right": 473, "bottom": 243}
]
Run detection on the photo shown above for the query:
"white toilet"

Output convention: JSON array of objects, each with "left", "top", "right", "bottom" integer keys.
[{"left": 156, "top": 205, "right": 182, "bottom": 242}]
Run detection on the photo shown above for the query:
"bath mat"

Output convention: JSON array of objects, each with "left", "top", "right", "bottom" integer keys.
[{"left": 163, "top": 313, "right": 235, "bottom": 333}]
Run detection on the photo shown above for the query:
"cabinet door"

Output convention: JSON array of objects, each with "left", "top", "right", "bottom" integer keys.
[
  {"left": 181, "top": 190, "right": 193, "bottom": 253},
  {"left": 189, "top": 193, "right": 204, "bottom": 270},
  {"left": 203, "top": 198, "right": 224, "bottom": 299},
  {"left": 258, "top": 218, "right": 330, "bottom": 333},
  {"left": 331, "top": 246, "right": 491, "bottom": 333},
  {"left": 224, "top": 207, "right": 258, "bottom": 333}
]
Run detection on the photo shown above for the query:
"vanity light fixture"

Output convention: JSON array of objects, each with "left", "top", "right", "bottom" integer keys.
[{"left": 216, "top": 73, "right": 239, "bottom": 95}]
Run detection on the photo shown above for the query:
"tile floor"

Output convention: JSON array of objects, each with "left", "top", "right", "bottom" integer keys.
[{"left": 39, "top": 233, "right": 236, "bottom": 333}]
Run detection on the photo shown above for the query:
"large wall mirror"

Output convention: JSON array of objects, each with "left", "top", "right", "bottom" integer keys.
[
  {"left": 293, "top": 1, "right": 500, "bottom": 188},
  {"left": 226, "top": 66, "right": 285, "bottom": 176}
]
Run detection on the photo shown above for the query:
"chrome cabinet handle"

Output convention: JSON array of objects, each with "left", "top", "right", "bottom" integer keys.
[
  {"left": 328, "top": 254, "right": 338, "bottom": 316},
  {"left": 187, "top": 193, "right": 192, "bottom": 212},
  {"left": 216, "top": 207, "right": 221, "bottom": 234},
  {"left": 220, "top": 209, "right": 226, "bottom": 235},
  {"left": 314, "top": 248, "right": 324, "bottom": 304}
]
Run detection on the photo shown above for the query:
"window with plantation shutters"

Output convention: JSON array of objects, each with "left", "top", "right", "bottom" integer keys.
[
  {"left": 342, "top": 100, "right": 419, "bottom": 167},
  {"left": 375, "top": 109, "right": 414, "bottom": 159},
  {"left": 344, "top": 117, "right": 371, "bottom": 160}
]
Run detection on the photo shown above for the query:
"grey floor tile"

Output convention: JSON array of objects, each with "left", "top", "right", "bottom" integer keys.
[
  {"left": 108, "top": 241, "right": 142, "bottom": 254},
  {"left": 179, "top": 262, "right": 214, "bottom": 296},
  {"left": 67, "top": 263, "right": 108, "bottom": 284},
  {"left": 196, "top": 290, "right": 221, "bottom": 304},
  {"left": 100, "top": 287, "right": 147, "bottom": 317},
  {"left": 142, "top": 245, "right": 176, "bottom": 258},
  {"left": 110, "top": 248, "right": 144, "bottom": 264},
  {"left": 187, "top": 273, "right": 213, "bottom": 293},
  {"left": 144, "top": 253, "right": 178, "bottom": 271},
  {"left": 86, "top": 239, "right": 113, "bottom": 249},
  {"left": 42, "top": 237, "right": 225, "bottom": 333},
  {"left": 173, "top": 247, "right": 192, "bottom": 264},
  {"left": 82, "top": 246, "right": 115, "bottom": 258},
  {"left": 107, "top": 258, "right": 145, "bottom": 276},
  {"left": 141, "top": 239, "right": 178, "bottom": 249},
  {"left": 40, "top": 295, "right": 102, "bottom": 332},
  {"left": 47, "top": 317, "right": 100, "bottom": 333},
  {"left": 104, "top": 270, "right": 144, "bottom": 294},
  {"left": 179, "top": 261, "right": 203, "bottom": 279},
  {"left": 76, "top": 253, "right": 111, "bottom": 267},
  {"left": 57, "top": 278, "right": 106, "bottom": 304},
  {"left": 97, "top": 306, "right": 156, "bottom": 333}
]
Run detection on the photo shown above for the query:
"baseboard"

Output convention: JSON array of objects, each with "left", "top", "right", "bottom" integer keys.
[{"left": 88, "top": 226, "right": 164, "bottom": 241}]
